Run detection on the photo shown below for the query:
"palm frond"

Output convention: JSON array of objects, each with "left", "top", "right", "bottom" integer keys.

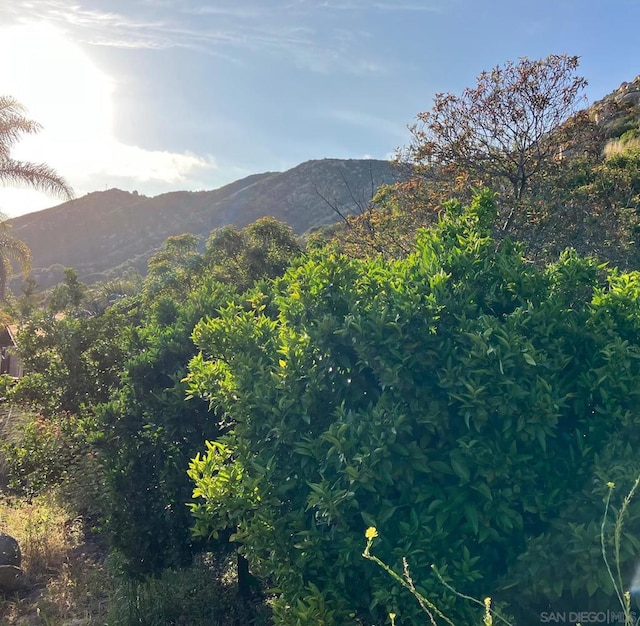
[
  {"left": 0, "top": 95, "right": 41, "bottom": 159},
  {"left": 0, "top": 159, "right": 74, "bottom": 200},
  {"left": 0, "top": 233, "right": 32, "bottom": 301},
  {"left": 0, "top": 234, "right": 31, "bottom": 268},
  {"left": 0, "top": 95, "right": 75, "bottom": 300}
]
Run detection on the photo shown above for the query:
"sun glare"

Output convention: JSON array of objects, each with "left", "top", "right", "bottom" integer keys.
[
  {"left": 0, "top": 23, "right": 114, "bottom": 138},
  {"left": 0, "top": 21, "right": 214, "bottom": 218},
  {"left": 0, "top": 22, "right": 115, "bottom": 215}
]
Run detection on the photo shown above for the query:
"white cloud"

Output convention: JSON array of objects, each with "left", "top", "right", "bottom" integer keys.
[
  {"left": 65, "top": 140, "right": 216, "bottom": 186},
  {"left": 0, "top": 0, "right": 390, "bottom": 73}
]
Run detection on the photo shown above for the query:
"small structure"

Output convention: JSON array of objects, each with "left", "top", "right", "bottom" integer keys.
[{"left": 0, "top": 324, "right": 22, "bottom": 378}]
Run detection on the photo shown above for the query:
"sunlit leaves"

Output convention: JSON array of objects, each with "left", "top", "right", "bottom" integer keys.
[{"left": 188, "top": 193, "right": 640, "bottom": 623}]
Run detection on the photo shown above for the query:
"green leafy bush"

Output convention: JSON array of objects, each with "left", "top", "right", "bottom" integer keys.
[
  {"left": 12, "top": 304, "right": 129, "bottom": 417},
  {"left": 1, "top": 409, "right": 105, "bottom": 517},
  {"left": 187, "top": 191, "right": 640, "bottom": 624},
  {"left": 95, "top": 280, "right": 236, "bottom": 576},
  {"left": 5, "top": 217, "right": 302, "bottom": 579},
  {"left": 3, "top": 304, "right": 128, "bottom": 516}
]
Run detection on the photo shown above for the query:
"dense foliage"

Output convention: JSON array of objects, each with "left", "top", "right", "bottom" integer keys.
[
  {"left": 94, "top": 281, "right": 233, "bottom": 574},
  {"left": 2, "top": 217, "right": 302, "bottom": 579},
  {"left": 188, "top": 192, "right": 640, "bottom": 624},
  {"left": 3, "top": 60, "right": 640, "bottom": 626},
  {"left": 94, "top": 219, "right": 302, "bottom": 576}
]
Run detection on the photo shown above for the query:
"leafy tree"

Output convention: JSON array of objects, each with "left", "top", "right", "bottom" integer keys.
[
  {"left": 5, "top": 216, "right": 302, "bottom": 576},
  {"left": 203, "top": 217, "right": 301, "bottom": 290},
  {"left": 143, "top": 233, "right": 201, "bottom": 302},
  {"left": 93, "top": 219, "right": 301, "bottom": 576},
  {"left": 4, "top": 301, "right": 131, "bottom": 514},
  {"left": 142, "top": 220, "right": 300, "bottom": 304},
  {"left": 48, "top": 267, "right": 87, "bottom": 312},
  {"left": 16, "top": 276, "right": 41, "bottom": 319},
  {"left": 405, "top": 55, "right": 588, "bottom": 203},
  {"left": 187, "top": 191, "right": 640, "bottom": 624},
  {"left": 12, "top": 302, "right": 129, "bottom": 417},
  {"left": 335, "top": 58, "right": 639, "bottom": 270},
  {"left": 96, "top": 281, "right": 232, "bottom": 575},
  {"left": 324, "top": 57, "right": 597, "bottom": 263}
]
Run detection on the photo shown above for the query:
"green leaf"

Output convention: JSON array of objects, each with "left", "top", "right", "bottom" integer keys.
[
  {"left": 361, "top": 511, "right": 376, "bottom": 527},
  {"left": 472, "top": 482, "right": 493, "bottom": 501},
  {"left": 430, "top": 460, "right": 454, "bottom": 476},
  {"left": 464, "top": 504, "right": 479, "bottom": 535},
  {"left": 450, "top": 451, "right": 470, "bottom": 482}
]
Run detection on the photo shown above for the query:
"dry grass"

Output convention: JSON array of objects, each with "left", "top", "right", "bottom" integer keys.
[
  {"left": 603, "top": 136, "right": 640, "bottom": 156},
  {"left": 0, "top": 494, "right": 272, "bottom": 625},
  {"left": 0, "top": 493, "right": 109, "bottom": 625}
]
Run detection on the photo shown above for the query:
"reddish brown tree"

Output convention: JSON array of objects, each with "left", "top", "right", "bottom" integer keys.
[{"left": 405, "top": 54, "right": 588, "bottom": 202}]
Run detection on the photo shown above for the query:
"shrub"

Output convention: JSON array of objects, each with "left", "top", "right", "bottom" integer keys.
[
  {"left": 94, "top": 282, "right": 236, "bottom": 576},
  {"left": 1, "top": 409, "right": 105, "bottom": 517},
  {"left": 187, "top": 191, "right": 640, "bottom": 624}
]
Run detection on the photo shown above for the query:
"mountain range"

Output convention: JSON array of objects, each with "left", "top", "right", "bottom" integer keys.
[
  {"left": 8, "top": 73, "right": 640, "bottom": 292},
  {"left": 8, "top": 158, "right": 402, "bottom": 289}
]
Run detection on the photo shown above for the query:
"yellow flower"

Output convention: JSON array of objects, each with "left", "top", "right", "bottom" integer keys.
[
  {"left": 365, "top": 526, "right": 378, "bottom": 539},
  {"left": 483, "top": 597, "right": 493, "bottom": 626},
  {"left": 607, "top": 481, "right": 615, "bottom": 489}
]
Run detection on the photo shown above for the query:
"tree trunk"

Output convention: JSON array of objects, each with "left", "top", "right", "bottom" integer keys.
[{"left": 237, "top": 551, "right": 250, "bottom": 597}]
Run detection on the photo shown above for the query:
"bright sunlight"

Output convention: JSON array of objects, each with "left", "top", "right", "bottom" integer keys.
[
  {"left": 0, "top": 22, "right": 112, "bottom": 214},
  {"left": 0, "top": 22, "right": 213, "bottom": 217}
]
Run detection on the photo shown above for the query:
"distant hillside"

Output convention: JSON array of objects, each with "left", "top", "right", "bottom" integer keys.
[
  {"left": 590, "top": 73, "right": 640, "bottom": 135},
  {"left": 9, "top": 159, "right": 401, "bottom": 288}
]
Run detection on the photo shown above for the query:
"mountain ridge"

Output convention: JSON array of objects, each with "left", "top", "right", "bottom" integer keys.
[
  {"left": 9, "top": 158, "right": 401, "bottom": 288},
  {"left": 10, "top": 73, "right": 640, "bottom": 291}
]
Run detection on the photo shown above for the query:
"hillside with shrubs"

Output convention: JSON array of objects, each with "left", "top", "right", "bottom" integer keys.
[{"left": 1, "top": 55, "right": 640, "bottom": 625}]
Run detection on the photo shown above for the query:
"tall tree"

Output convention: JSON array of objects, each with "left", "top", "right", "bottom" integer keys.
[
  {"left": 405, "top": 54, "right": 589, "bottom": 203},
  {"left": 0, "top": 95, "right": 74, "bottom": 300}
]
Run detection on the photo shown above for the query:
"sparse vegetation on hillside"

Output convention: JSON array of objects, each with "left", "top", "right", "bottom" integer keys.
[{"left": 8, "top": 159, "right": 401, "bottom": 291}]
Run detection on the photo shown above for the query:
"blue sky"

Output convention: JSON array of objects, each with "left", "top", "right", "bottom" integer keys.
[{"left": 0, "top": 0, "right": 638, "bottom": 216}]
